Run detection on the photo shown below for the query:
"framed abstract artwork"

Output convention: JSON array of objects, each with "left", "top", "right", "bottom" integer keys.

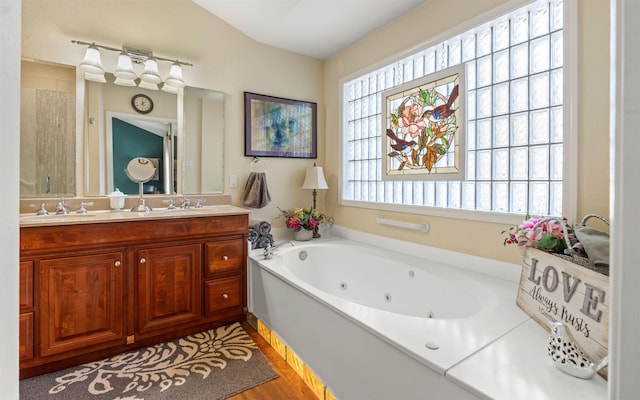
[
  {"left": 381, "top": 65, "right": 465, "bottom": 181},
  {"left": 244, "top": 92, "right": 317, "bottom": 158}
]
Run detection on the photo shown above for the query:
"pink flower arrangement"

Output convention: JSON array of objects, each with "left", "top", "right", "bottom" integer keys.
[
  {"left": 503, "top": 215, "right": 571, "bottom": 254},
  {"left": 279, "top": 207, "right": 332, "bottom": 231}
]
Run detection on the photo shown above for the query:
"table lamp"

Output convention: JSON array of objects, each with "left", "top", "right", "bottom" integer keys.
[{"left": 302, "top": 163, "right": 328, "bottom": 237}]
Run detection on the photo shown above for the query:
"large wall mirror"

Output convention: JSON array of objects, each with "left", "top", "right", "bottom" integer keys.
[{"left": 20, "top": 59, "right": 225, "bottom": 198}]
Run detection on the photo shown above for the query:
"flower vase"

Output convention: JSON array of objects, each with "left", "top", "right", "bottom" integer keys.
[{"left": 293, "top": 229, "right": 314, "bottom": 241}]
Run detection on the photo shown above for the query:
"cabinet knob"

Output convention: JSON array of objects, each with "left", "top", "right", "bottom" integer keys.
[
  {"left": 222, "top": 255, "right": 229, "bottom": 261},
  {"left": 222, "top": 293, "right": 229, "bottom": 299},
  {"left": 140, "top": 258, "right": 146, "bottom": 264},
  {"left": 114, "top": 260, "right": 121, "bottom": 267}
]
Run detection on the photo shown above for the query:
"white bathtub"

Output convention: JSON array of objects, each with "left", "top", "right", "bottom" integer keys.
[{"left": 248, "top": 230, "right": 530, "bottom": 399}]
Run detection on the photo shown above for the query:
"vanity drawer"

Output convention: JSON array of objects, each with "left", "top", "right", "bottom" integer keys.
[
  {"left": 204, "top": 275, "right": 243, "bottom": 315},
  {"left": 204, "top": 239, "right": 244, "bottom": 278},
  {"left": 20, "top": 261, "right": 33, "bottom": 310}
]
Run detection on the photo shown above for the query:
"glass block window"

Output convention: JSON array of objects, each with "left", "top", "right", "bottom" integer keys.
[{"left": 341, "top": 0, "right": 565, "bottom": 216}]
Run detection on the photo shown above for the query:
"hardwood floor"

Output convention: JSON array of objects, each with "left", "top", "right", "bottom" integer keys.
[{"left": 232, "top": 321, "right": 320, "bottom": 400}]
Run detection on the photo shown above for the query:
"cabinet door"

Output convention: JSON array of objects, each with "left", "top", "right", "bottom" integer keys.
[
  {"left": 40, "top": 252, "right": 125, "bottom": 357},
  {"left": 136, "top": 243, "right": 202, "bottom": 335},
  {"left": 205, "top": 238, "right": 244, "bottom": 278}
]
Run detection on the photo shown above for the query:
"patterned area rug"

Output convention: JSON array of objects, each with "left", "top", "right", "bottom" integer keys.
[{"left": 20, "top": 323, "right": 278, "bottom": 400}]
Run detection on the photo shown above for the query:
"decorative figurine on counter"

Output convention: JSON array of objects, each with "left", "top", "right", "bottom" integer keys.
[{"left": 548, "top": 321, "right": 609, "bottom": 379}]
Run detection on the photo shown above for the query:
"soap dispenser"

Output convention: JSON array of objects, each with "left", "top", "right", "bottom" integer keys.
[{"left": 108, "top": 188, "right": 126, "bottom": 211}]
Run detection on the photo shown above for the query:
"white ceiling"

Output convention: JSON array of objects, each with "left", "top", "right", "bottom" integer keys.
[{"left": 191, "top": 0, "right": 428, "bottom": 60}]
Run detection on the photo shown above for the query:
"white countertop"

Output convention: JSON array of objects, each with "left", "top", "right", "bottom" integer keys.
[
  {"left": 19, "top": 205, "right": 251, "bottom": 227},
  {"left": 446, "top": 319, "right": 608, "bottom": 400}
]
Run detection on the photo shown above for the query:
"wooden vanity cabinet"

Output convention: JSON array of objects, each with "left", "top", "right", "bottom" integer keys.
[{"left": 19, "top": 213, "right": 248, "bottom": 378}]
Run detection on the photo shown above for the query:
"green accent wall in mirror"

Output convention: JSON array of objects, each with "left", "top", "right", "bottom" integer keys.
[{"left": 112, "top": 118, "right": 166, "bottom": 195}]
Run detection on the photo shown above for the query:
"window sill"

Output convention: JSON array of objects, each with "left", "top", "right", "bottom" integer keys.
[{"left": 339, "top": 199, "right": 528, "bottom": 225}]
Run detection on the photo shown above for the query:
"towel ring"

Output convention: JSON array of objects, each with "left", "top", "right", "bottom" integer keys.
[{"left": 250, "top": 157, "right": 268, "bottom": 173}]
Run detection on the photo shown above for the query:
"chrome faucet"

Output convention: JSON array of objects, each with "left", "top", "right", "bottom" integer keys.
[
  {"left": 162, "top": 199, "right": 176, "bottom": 209},
  {"left": 263, "top": 241, "right": 295, "bottom": 260},
  {"left": 180, "top": 196, "right": 191, "bottom": 209},
  {"left": 55, "top": 197, "right": 70, "bottom": 215},
  {"left": 35, "top": 203, "right": 49, "bottom": 215},
  {"left": 76, "top": 202, "right": 94, "bottom": 214}
]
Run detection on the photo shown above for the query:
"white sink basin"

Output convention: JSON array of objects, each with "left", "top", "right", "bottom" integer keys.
[
  {"left": 152, "top": 207, "right": 212, "bottom": 215},
  {"left": 21, "top": 213, "right": 97, "bottom": 220},
  {"left": 20, "top": 213, "right": 98, "bottom": 224}
]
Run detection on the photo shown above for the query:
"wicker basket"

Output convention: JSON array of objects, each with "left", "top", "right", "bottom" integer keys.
[{"left": 534, "top": 213, "right": 610, "bottom": 276}]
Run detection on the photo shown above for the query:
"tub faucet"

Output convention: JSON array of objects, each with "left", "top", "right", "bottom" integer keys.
[{"left": 263, "top": 241, "right": 295, "bottom": 260}]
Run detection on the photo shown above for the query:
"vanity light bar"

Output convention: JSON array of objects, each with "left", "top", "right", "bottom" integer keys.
[
  {"left": 72, "top": 40, "right": 192, "bottom": 91},
  {"left": 71, "top": 40, "right": 193, "bottom": 66}
]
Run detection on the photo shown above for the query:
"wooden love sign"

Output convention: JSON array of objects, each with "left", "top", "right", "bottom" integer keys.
[{"left": 516, "top": 247, "right": 609, "bottom": 379}]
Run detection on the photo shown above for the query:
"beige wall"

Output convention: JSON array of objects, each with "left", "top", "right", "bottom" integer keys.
[
  {"left": 323, "top": 0, "right": 610, "bottom": 265},
  {"left": 21, "top": 0, "right": 324, "bottom": 225}
]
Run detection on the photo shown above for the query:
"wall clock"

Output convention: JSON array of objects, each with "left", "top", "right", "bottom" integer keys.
[{"left": 131, "top": 94, "right": 154, "bottom": 114}]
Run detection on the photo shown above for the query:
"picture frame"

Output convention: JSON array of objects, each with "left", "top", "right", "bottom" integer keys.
[
  {"left": 381, "top": 65, "right": 465, "bottom": 181},
  {"left": 244, "top": 92, "right": 317, "bottom": 158}
]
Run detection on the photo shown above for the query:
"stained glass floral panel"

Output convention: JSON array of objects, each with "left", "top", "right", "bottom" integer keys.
[{"left": 381, "top": 65, "right": 465, "bottom": 181}]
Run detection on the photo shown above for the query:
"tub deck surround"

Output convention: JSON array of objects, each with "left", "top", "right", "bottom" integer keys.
[
  {"left": 248, "top": 228, "right": 608, "bottom": 399},
  {"left": 447, "top": 319, "right": 607, "bottom": 399},
  {"left": 254, "top": 239, "right": 529, "bottom": 374}
]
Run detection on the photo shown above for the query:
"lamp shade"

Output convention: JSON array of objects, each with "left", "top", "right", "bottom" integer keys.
[
  {"left": 164, "top": 63, "right": 185, "bottom": 89},
  {"left": 114, "top": 77, "right": 137, "bottom": 86},
  {"left": 79, "top": 44, "right": 104, "bottom": 75},
  {"left": 161, "top": 83, "right": 179, "bottom": 93},
  {"left": 84, "top": 71, "right": 106, "bottom": 83},
  {"left": 140, "top": 58, "right": 162, "bottom": 84},
  {"left": 114, "top": 52, "right": 137, "bottom": 80},
  {"left": 302, "top": 165, "right": 328, "bottom": 190},
  {"left": 138, "top": 79, "right": 159, "bottom": 91}
]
